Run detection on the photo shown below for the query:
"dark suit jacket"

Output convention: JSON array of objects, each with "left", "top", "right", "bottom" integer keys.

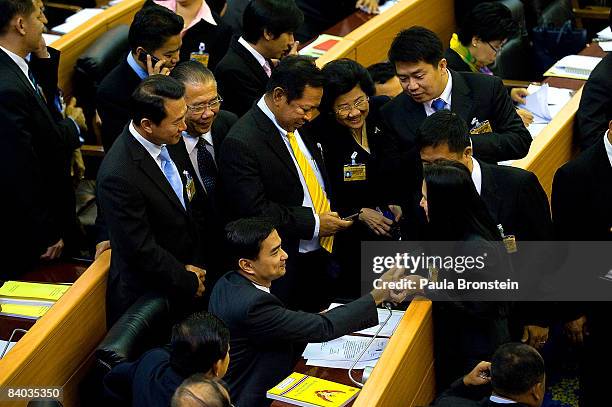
[
  {"left": 104, "top": 347, "right": 184, "bottom": 407},
  {"left": 552, "top": 138, "right": 612, "bottom": 241},
  {"left": 379, "top": 69, "right": 531, "bottom": 164},
  {"left": 218, "top": 103, "right": 330, "bottom": 257},
  {"left": 208, "top": 271, "right": 378, "bottom": 407},
  {"left": 96, "top": 126, "right": 200, "bottom": 323},
  {"left": 215, "top": 37, "right": 269, "bottom": 117},
  {"left": 180, "top": 11, "right": 233, "bottom": 71},
  {"left": 432, "top": 378, "right": 525, "bottom": 406},
  {"left": 0, "top": 48, "right": 80, "bottom": 276},
  {"left": 97, "top": 57, "right": 143, "bottom": 151},
  {"left": 444, "top": 47, "right": 472, "bottom": 73},
  {"left": 28, "top": 47, "right": 64, "bottom": 121},
  {"left": 575, "top": 53, "right": 612, "bottom": 151}
]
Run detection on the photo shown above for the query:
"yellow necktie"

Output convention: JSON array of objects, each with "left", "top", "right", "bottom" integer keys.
[{"left": 286, "top": 131, "right": 333, "bottom": 252}]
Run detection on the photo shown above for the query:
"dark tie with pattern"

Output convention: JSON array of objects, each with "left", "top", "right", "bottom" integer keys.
[{"left": 196, "top": 137, "right": 217, "bottom": 193}]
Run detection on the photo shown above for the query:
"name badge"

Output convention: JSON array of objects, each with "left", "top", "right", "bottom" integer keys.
[
  {"left": 503, "top": 235, "right": 517, "bottom": 254},
  {"left": 184, "top": 171, "right": 196, "bottom": 202},
  {"left": 470, "top": 119, "right": 493, "bottom": 135},
  {"left": 343, "top": 164, "right": 366, "bottom": 181}
]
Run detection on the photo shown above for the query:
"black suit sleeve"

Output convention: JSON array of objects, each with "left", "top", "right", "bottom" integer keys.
[
  {"left": 244, "top": 294, "right": 378, "bottom": 345},
  {"left": 219, "top": 135, "right": 317, "bottom": 240},
  {"left": 216, "top": 65, "right": 264, "bottom": 117},
  {"left": 97, "top": 88, "right": 130, "bottom": 151},
  {"left": 471, "top": 77, "right": 531, "bottom": 163},
  {"left": 97, "top": 172, "right": 199, "bottom": 297}
]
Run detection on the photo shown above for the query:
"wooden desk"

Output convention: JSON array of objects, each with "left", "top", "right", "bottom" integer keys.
[
  {"left": 0, "top": 252, "right": 110, "bottom": 407},
  {"left": 272, "top": 299, "right": 435, "bottom": 407}
]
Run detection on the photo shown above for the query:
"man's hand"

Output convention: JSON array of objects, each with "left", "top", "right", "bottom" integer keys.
[
  {"left": 359, "top": 208, "right": 393, "bottom": 237},
  {"left": 388, "top": 204, "right": 402, "bottom": 222},
  {"left": 186, "top": 264, "right": 206, "bottom": 297},
  {"left": 521, "top": 325, "right": 549, "bottom": 350},
  {"left": 40, "top": 238, "right": 64, "bottom": 260},
  {"left": 516, "top": 108, "right": 534, "bottom": 127},
  {"left": 33, "top": 34, "right": 49, "bottom": 58},
  {"left": 356, "top": 0, "right": 379, "bottom": 14},
  {"left": 65, "top": 97, "right": 88, "bottom": 131},
  {"left": 371, "top": 267, "right": 424, "bottom": 305},
  {"left": 146, "top": 55, "right": 170, "bottom": 76},
  {"left": 564, "top": 315, "right": 588, "bottom": 345},
  {"left": 463, "top": 361, "right": 492, "bottom": 386},
  {"left": 286, "top": 40, "right": 299, "bottom": 57},
  {"left": 71, "top": 149, "right": 86, "bottom": 181},
  {"left": 95, "top": 240, "right": 111, "bottom": 260},
  {"left": 319, "top": 211, "right": 353, "bottom": 237},
  {"left": 510, "top": 87, "right": 529, "bottom": 104}
]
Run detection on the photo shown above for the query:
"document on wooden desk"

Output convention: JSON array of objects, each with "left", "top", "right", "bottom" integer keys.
[
  {"left": 328, "top": 303, "right": 404, "bottom": 337},
  {"left": 0, "top": 339, "right": 17, "bottom": 358},
  {"left": 302, "top": 335, "right": 388, "bottom": 365}
]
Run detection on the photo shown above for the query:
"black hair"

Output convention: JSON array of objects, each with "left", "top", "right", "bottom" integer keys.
[
  {"left": 225, "top": 218, "right": 277, "bottom": 263},
  {"left": 319, "top": 58, "right": 375, "bottom": 113},
  {"left": 422, "top": 160, "right": 500, "bottom": 241},
  {"left": 491, "top": 343, "right": 545, "bottom": 396},
  {"left": 128, "top": 4, "right": 183, "bottom": 54},
  {"left": 170, "top": 312, "right": 230, "bottom": 377},
  {"left": 170, "top": 60, "right": 216, "bottom": 86},
  {"left": 242, "top": 0, "right": 303, "bottom": 43},
  {"left": 131, "top": 74, "right": 185, "bottom": 125},
  {"left": 0, "top": 0, "right": 34, "bottom": 34},
  {"left": 171, "top": 375, "right": 231, "bottom": 407},
  {"left": 417, "top": 110, "right": 471, "bottom": 153},
  {"left": 367, "top": 62, "right": 397, "bottom": 84},
  {"left": 388, "top": 26, "right": 444, "bottom": 67},
  {"left": 457, "top": 2, "right": 517, "bottom": 45},
  {"left": 265, "top": 55, "right": 325, "bottom": 103}
]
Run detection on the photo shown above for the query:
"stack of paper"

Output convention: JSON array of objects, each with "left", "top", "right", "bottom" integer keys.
[
  {"left": 299, "top": 34, "right": 343, "bottom": 58},
  {"left": 544, "top": 55, "right": 603, "bottom": 80},
  {"left": 42, "top": 33, "right": 61, "bottom": 46},
  {"left": 303, "top": 335, "right": 389, "bottom": 369},
  {"left": 596, "top": 26, "right": 612, "bottom": 51},
  {"left": 0, "top": 281, "right": 71, "bottom": 319},
  {"left": 328, "top": 303, "right": 404, "bottom": 337},
  {"left": 518, "top": 84, "right": 574, "bottom": 139},
  {"left": 52, "top": 8, "right": 104, "bottom": 34}
]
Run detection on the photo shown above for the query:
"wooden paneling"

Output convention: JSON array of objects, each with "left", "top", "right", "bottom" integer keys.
[{"left": 0, "top": 252, "right": 110, "bottom": 407}]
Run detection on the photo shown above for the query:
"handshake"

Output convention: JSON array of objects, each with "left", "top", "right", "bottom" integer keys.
[{"left": 370, "top": 266, "right": 427, "bottom": 305}]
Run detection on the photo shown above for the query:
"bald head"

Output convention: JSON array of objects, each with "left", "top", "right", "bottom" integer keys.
[{"left": 171, "top": 375, "right": 231, "bottom": 407}]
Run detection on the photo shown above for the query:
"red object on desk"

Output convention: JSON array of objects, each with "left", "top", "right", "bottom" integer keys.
[{"left": 314, "top": 39, "right": 340, "bottom": 51}]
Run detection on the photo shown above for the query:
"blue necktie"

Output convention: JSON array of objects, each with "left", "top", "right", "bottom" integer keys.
[
  {"left": 159, "top": 146, "right": 186, "bottom": 209},
  {"left": 196, "top": 137, "right": 217, "bottom": 193},
  {"left": 431, "top": 98, "right": 447, "bottom": 112}
]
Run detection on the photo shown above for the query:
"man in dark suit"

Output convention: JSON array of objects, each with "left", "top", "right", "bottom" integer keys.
[
  {"left": 169, "top": 61, "right": 238, "bottom": 287},
  {"left": 433, "top": 343, "right": 546, "bottom": 407},
  {"left": 96, "top": 75, "right": 205, "bottom": 324},
  {"left": 552, "top": 119, "right": 612, "bottom": 406},
  {"left": 575, "top": 13, "right": 612, "bottom": 151},
  {"left": 97, "top": 5, "right": 183, "bottom": 151},
  {"left": 209, "top": 217, "right": 413, "bottom": 407},
  {"left": 215, "top": 0, "right": 303, "bottom": 116},
  {"left": 217, "top": 56, "right": 353, "bottom": 311},
  {"left": 0, "top": 0, "right": 82, "bottom": 276},
  {"left": 104, "top": 311, "right": 230, "bottom": 407}
]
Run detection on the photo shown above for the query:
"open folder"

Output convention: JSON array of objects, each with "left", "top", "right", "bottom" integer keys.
[{"left": 544, "top": 55, "right": 603, "bottom": 80}]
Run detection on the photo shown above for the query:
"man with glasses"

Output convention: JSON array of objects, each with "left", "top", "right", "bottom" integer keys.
[
  {"left": 169, "top": 61, "right": 238, "bottom": 289},
  {"left": 218, "top": 56, "right": 352, "bottom": 312}
]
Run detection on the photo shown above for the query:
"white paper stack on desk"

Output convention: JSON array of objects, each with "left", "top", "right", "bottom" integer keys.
[
  {"left": 518, "top": 84, "right": 573, "bottom": 139},
  {"left": 303, "top": 335, "right": 389, "bottom": 369},
  {"left": 52, "top": 8, "right": 104, "bottom": 34},
  {"left": 544, "top": 55, "right": 603, "bottom": 80}
]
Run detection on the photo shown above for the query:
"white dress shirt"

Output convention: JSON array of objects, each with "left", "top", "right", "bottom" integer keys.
[
  {"left": 238, "top": 36, "right": 271, "bottom": 77},
  {"left": 182, "top": 131, "right": 215, "bottom": 192},
  {"left": 257, "top": 96, "right": 326, "bottom": 253},
  {"left": 604, "top": 130, "right": 612, "bottom": 169},
  {"left": 0, "top": 45, "right": 36, "bottom": 89},
  {"left": 252, "top": 282, "right": 271, "bottom": 293},
  {"left": 424, "top": 69, "right": 453, "bottom": 116},
  {"left": 489, "top": 395, "right": 517, "bottom": 404},
  {"left": 470, "top": 156, "right": 483, "bottom": 195}
]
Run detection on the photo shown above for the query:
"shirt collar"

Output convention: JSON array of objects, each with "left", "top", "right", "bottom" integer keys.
[
  {"left": 257, "top": 96, "right": 291, "bottom": 137},
  {"left": 182, "top": 130, "right": 213, "bottom": 154},
  {"left": 471, "top": 156, "right": 482, "bottom": 195},
  {"left": 129, "top": 121, "right": 163, "bottom": 157},
  {"left": 425, "top": 69, "right": 452, "bottom": 110},
  {"left": 489, "top": 395, "right": 518, "bottom": 404},
  {"left": 238, "top": 36, "right": 267, "bottom": 69},
  {"left": 0, "top": 45, "right": 32, "bottom": 86},
  {"left": 252, "top": 282, "right": 271, "bottom": 293},
  {"left": 154, "top": 0, "right": 217, "bottom": 30},
  {"left": 604, "top": 130, "right": 612, "bottom": 169},
  {"left": 127, "top": 52, "right": 148, "bottom": 80}
]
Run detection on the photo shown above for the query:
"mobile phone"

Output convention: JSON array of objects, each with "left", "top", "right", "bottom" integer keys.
[
  {"left": 137, "top": 49, "right": 161, "bottom": 67},
  {"left": 342, "top": 212, "right": 361, "bottom": 221}
]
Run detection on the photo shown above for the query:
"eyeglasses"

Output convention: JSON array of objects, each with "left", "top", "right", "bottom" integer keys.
[
  {"left": 335, "top": 97, "right": 369, "bottom": 118},
  {"left": 486, "top": 41, "right": 503, "bottom": 56},
  {"left": 187, "top": 95, "right": 223, "bottom": 114}
]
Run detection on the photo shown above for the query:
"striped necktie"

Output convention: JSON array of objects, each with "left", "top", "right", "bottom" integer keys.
[{"left": 286, "top": 131, "right": 333, "bottom": 252}]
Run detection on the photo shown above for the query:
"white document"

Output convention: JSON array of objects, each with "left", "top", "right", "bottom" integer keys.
[
  {"left": 0, "top": 340, "right": 17, "bottom": 358},
  {"left": 52, "top": 8, "right": 104, "bottom": 34},
  {"left": 521, "top": 84, "right": 552, "bottom": 122},
  {"left": 302, "top": 335, "right": 388, "bottom": 362},
  {"left": 42, "top": 33, "right": 61, "bottom": 46},
  {"left": 597, "top": 26, "right": 612, "bottom": 41},
  {"left": 377, "top": 0, "right": 399, "bottom": 13},
  {"left": 545, "top": 55, "right": 603, "bottom": 80},
  {"left": 328, "top": 303, "right": 404, "bottom": 337},
  {"left": 598, "top": 41, "right": 612, "bottom": 52},
  {"left": 519, "top": 84, "right": 574, "bottom": 139},
  {"left": 305, "top": 359, "right": 378, "bottom": 369}
]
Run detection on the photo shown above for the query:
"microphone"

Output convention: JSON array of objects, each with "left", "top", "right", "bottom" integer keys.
[{"left": 348, "top": 302, "right": 394, "bottom": 387}]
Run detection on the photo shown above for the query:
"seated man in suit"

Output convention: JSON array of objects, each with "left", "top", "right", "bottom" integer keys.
[
  {"left": 574, "top": 11, "right": 612, "bottom": 151},
  {"left": 0, "top": 0, "right": 83, "bottom": 276},
  {"left": 169, "top": 61, "right": 238, "bottom": 288},
  {"left": 105, "top": 311, "right": 230, "bottom": 407},
  {"left": 209, "top": 217, "right": 414, "bottom": 407},
  {"left": 215, "top": 0, "right": 303, "bottom": 116},
  {"left": 218, "top": 56, "right": 352, "bottom": 311},
  {"left": 552, "top": 118, "right": 612, "bottom": 406},
  {"left": 433, "top": 343, "right": 546, "bottom": 407},
  {"left": 171, "top": 375, "right": 232, "bottom": 407},
  {"left": 96, "top": 75, "right": 205, "bottom": 323},
  {"left": 97, "top": 4, "right": 183, "bottom": 151},
  {"left": 418, "top": 110, "right": 553, "bottom": 350}
]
